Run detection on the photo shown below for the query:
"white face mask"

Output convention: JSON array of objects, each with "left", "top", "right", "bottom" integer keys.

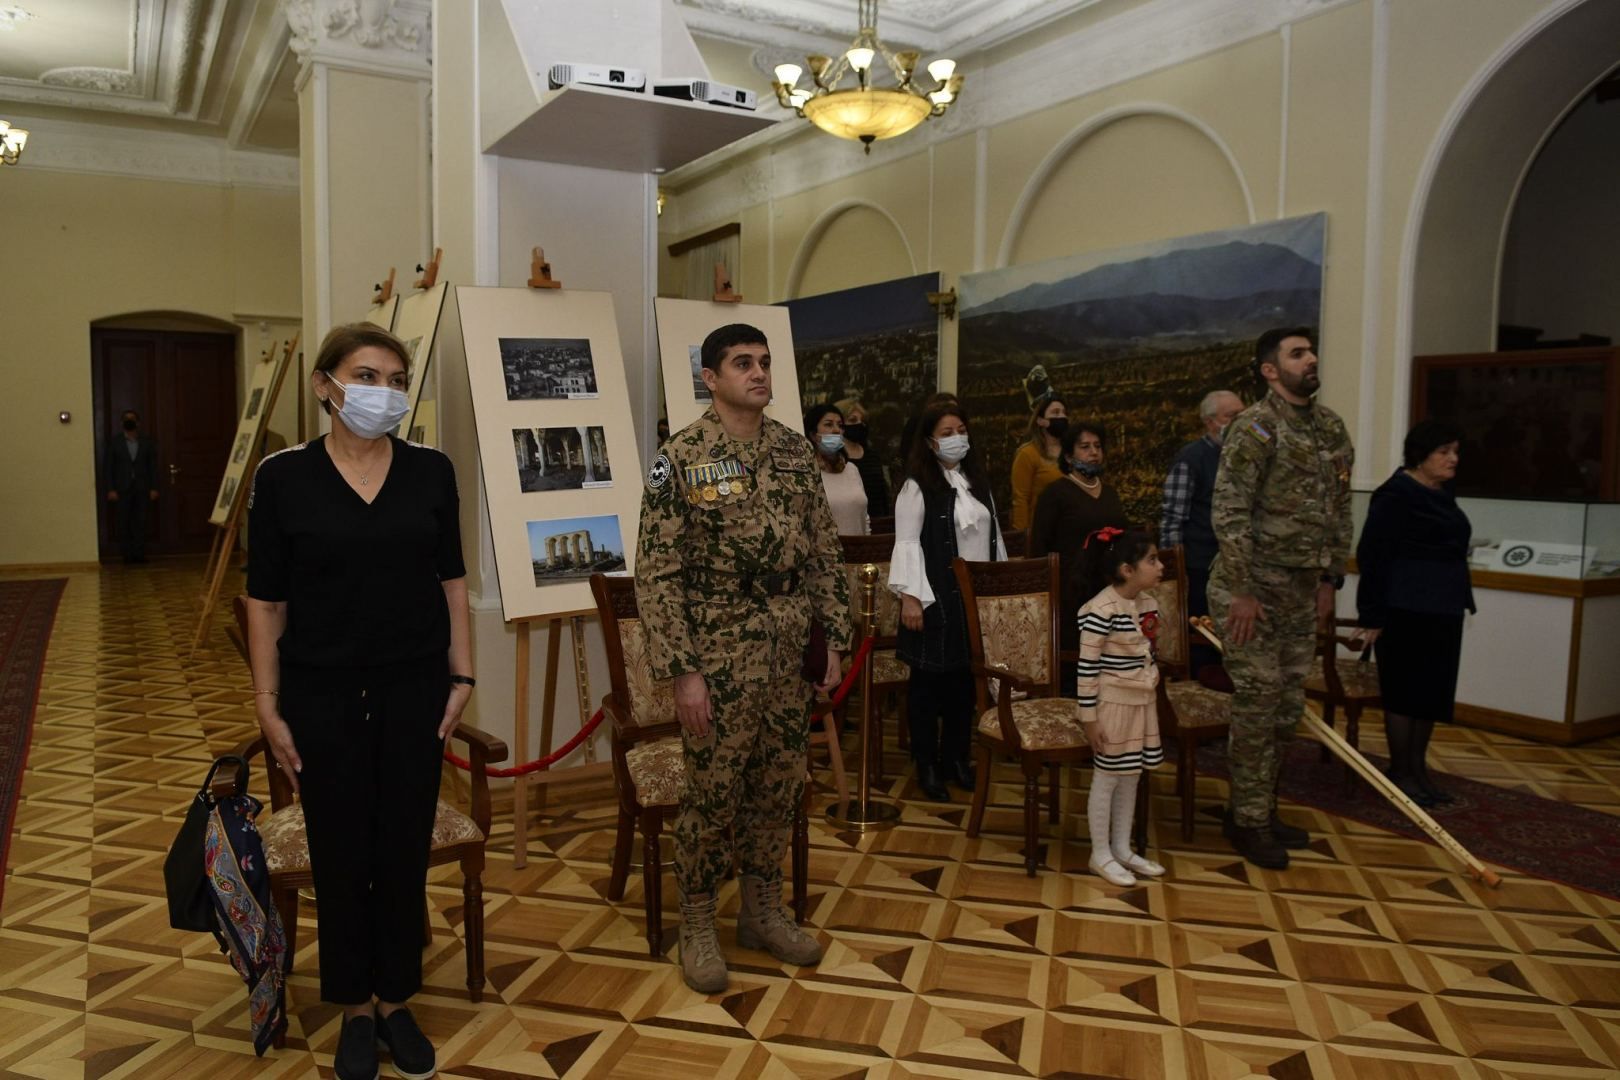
[
  {"left": 934, "top": 433, "right": 970, "bottom": 464},
  {"left": 817, "top": 433, "right": 845, "bottom": 455},
  {"left": 325, "top": 373, "right": 409, "bottom": 440}
]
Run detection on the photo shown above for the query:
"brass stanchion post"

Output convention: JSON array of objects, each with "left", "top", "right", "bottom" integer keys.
[{"left": 826, "top": 564, "right": 901, "bottom": 832}]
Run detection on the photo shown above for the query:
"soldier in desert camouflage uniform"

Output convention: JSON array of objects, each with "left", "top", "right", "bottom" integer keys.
[
  {"left": 635, "top": 323, "right": 851, "bottom": 994},
  {"left": 1207, "top": 327, "right": 1354, "bottom": 870}
]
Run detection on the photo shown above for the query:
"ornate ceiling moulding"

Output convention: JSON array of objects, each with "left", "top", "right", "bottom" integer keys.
[{"left": 282, "top": 0, "right": 431, "bottom": 84}]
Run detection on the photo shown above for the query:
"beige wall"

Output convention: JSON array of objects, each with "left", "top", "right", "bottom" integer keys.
[
  {"left": 659, "top": 0, "right": 1607, "bottom": 485},
  {"left": 0, "top": 169, "right": 300, "bottom": 566}
]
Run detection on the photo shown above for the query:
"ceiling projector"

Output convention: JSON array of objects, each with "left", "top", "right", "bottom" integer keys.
[
  {"left": 546, "top": 64, "right": 647, "bottom": 92},
  {"left": 653, "top": 79, "right": 757, "bottom": 110}
]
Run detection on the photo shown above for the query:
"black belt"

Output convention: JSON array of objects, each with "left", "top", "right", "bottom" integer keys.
[{"left": 685, "top": 566, "right": 801, "bottom": 598}]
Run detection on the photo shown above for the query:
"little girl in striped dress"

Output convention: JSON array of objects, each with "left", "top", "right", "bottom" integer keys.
[{"left": 1075, "top": 528, "right": 1167, "bottom": 886}]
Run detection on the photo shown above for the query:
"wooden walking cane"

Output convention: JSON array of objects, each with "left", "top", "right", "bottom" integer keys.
[{"left": 1189, "top": 616, "right": 1501, "bottom": 887}]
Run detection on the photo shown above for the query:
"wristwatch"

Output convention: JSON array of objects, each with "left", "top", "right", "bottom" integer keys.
[
  {"left": 1320, "top": 573, "right": 1345, "bottom": 589},
  {"left": 448, "top": 674, "right": 477, "bottom": 688}
]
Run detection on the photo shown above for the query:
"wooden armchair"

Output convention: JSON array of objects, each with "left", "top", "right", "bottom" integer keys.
[
  {"left": 590, "top": 574, "right": 812, "bottom": 957},
  {"left": 1147, "top": 547, "right": 1235, "bottom": 840},
  {"left": 224, "top": 597, "right": 506, "bottom": 1010},
  {"left": 838, "top": 532, "right": 909, "bottom": 783},
  {"left": 1304, "top": 618, "right": 1381, "bottom": 786},
  {"left": 955, "top": 554, "right": 1095, "bottom": 876}
]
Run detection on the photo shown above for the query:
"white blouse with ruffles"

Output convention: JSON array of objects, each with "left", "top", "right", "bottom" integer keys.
[{"left": 888, "top": 466, "right": 1007, "bottom": 608}]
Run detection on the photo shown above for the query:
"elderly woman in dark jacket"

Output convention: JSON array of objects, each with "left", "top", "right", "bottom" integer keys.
[{"left": 1355, "top": 419, "right": 1475, "bottom": 807}]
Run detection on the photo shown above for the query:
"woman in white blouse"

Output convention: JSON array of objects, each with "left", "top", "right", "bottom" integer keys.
[
  {"left": 804, "top": 403, "right": 870, "bottom": 536},
  {"left": 890, "top": 400, "right": 1007, "bottom": 801}
]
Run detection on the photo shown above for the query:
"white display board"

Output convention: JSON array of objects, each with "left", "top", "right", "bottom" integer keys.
[
  {"left": 456, "top": 287, "right": 642, "bottom": 621},
  {"left": 209, "top": 341, "right": 294, "bottom": 526},
  {"left": 363, "top": 294, "right": 399, "bottom": 330},
  {"left": 394, "top": 282, "right": 447, "bottom": 440},
  {"left": 653, "top": 299, "right": 802, "bottom": 434}
]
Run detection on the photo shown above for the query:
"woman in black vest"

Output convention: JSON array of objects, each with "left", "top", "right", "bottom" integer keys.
[
  {"left": 1355, "top": 419, "right": 1474, "bottom": 807},
  {"left": 890, "top": 400, "right": 1007, "bottom": 801}
]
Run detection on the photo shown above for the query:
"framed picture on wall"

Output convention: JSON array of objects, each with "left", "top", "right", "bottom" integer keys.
[
  {"left": 1412, "top": 346, "right": 1619, "bottom": 501},
  {"left": 654, "top": 299, "right": 801, "bottom": 433},
  {"left": 455, "top": 286, "right": 642, "bottom": 622}
]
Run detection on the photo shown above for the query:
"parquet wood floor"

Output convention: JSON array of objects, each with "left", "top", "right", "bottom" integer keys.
[{"left": 3, "top": 563, "right": 1618, "bottom": 1079}]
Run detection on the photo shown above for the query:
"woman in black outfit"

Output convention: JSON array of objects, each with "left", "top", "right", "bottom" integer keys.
[
  {"left": 890, "top": 399, "right": 1006, "bottom": 801},
  {"left": 1355, "top": 419, "right": 1474, "bottom": 808},
  {"left": 1028, "top": 421, "right": 1128, "bottom": 676},
  {"left": 246, "top": 324, "right": 472, "bottom": 1080}
]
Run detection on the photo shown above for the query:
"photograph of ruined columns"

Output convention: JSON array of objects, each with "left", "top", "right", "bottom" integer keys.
[
  {"left": 526, "top": 514, "right": 626, "bottom": 584},
  {"left": 512, "top": 426, "right": 613, "bottom": 492}
]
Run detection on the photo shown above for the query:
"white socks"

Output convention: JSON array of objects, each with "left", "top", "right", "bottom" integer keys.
[
  {"left": 1087, "top": 772, "right": 1136, "bottom": 886},
  {"left": 1110, "top": 773, "right": 1164, "bottom": 877}
]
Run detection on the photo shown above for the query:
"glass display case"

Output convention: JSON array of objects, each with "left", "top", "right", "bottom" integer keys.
[{"left": 1350, "top": 490, "right": 1620, "bottom": 580}]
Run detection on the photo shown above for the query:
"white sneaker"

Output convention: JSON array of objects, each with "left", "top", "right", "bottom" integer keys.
[
  {"left": 1116, "top": 851, "right": 1165, "bottom": 877},
  {"left": 1089, "top": 854, "right": 1137, "bottom": 887}
]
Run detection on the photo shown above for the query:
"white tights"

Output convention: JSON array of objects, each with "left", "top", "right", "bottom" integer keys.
[{"left": 1087, "top": 771, "right": 1163, "bottom": 877}]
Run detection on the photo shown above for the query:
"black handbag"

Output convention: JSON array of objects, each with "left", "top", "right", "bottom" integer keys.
[{"left": 164, "top": 754, "right": 249, "bottom": 932}]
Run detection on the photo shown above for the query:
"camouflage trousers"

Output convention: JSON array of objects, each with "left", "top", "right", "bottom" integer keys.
[
  {"left": 1206, "top": 558, "right": 1319, "bottom": 828},
  {"left": 675, "top": 672, "right": 811, "bottom": 896}
]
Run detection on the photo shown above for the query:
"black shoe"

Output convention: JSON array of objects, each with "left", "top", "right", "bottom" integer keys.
[
  {"left": 1389, "top": 773, "right": 1438, "bottom": 808},
  {"left": 915, "top": 762, "right": 950, "bottom": 802},
  {"left": 1228, "top": 823, "right": 1289, "bottom": 869},
  {"left": 377, "top": 1007, "right": 436, "bottom": 1079},
  {"left": 335, "top": 1014, "right": 380, "bottom": 1080},
  {"left": 1417, "top": 776, "right": 1457, "bottom": 805},
  {"left": 947, "top": 758, "right": 976, "bottom": 791},
  {"left": 1268, "top": 813, "right": 1310, "bottom": 849}
]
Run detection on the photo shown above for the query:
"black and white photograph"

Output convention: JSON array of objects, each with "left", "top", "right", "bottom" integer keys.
[
  {"left": 230, "top": 432, "right": 251, "bottom": 465},
  {"left": 216, "top": 475, "right": 238, "bottom": 511},
  {"left": 243, "top": 387, "right": 265, "bottom": 420},
  {"left": 500, "top": 337, "right": 600, "bottom": 400},
  {"left": 687, "top": 345, "right": 712, "bottom": 402},
  {"left": 512, "top": 426, "right": 613, "bottom": 492},
  {"left": 527, "top": 514, "right": 626, "bottom": 585}
]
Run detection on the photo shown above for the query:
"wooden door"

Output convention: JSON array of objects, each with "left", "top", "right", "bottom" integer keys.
[{"left": 93, "top": 328, "right": 238, "bottom": 558}]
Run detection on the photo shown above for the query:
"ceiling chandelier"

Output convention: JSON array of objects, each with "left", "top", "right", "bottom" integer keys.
[
  {"left": 771, "top": 0, "right": 963, "bottom": 154},
  {"left": 0, "top": 119, "right": 28, "bottom": 166}
]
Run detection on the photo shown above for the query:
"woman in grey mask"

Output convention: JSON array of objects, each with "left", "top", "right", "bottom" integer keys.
[
  {"left": 1029, "top": 420, "right": 1127, "bottom": 686},
  {"left": 244, "top": 323, "right": 471, "bottom": 1080}
]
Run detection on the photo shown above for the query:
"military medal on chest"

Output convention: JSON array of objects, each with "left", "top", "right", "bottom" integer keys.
[{"left": 684, "top": 456, "right": 750, "bottom": 505}]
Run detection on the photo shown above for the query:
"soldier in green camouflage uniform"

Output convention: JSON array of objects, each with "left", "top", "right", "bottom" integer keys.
[
  {"left": 1207, "top": 327, "right": 1354, "bottom": 870},
  {"left": 635, "top": 323, "right": 851, "bottom": 994}
]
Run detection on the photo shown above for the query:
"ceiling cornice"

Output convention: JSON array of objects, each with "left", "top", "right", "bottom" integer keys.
[
  {"left": 6, "top": 112, "right": 299, "bottom": 189},
  {"left": 675, "top": 0, "right": 1102, "bottom": 55}
]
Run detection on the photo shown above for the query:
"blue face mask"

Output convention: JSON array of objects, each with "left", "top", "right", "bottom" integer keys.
[
  {"left": 1073, "top": 459, "right": 1104, "bottom": 478},
  {"left": 817, "top": 433, "right": 845, "bottom": 455}
]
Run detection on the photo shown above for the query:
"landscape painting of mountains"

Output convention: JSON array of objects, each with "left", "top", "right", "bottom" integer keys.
[{"left": 957, "top": 213, "right": 1326, "bottom": 528}]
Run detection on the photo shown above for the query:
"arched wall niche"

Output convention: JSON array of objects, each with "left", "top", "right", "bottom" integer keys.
[
  {"left": 786, "top": 200, "right": 917, "bottom": 300},
  {"left": 91, "top": 310, "right": 242, "bottom": 335},
  {"left": 1404, "top": 0, "right": 1620, "bottom": 372},
  {"left": 999, "top": 105, "right": 1255, "bottom": 270}
]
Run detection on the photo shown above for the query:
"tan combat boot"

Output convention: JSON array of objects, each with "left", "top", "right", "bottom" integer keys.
[
  {"left": 736, "top": 875, "right": 823, "bottom": 966},
  {"left": 678, "top": 893, "right": 729, "bottom": 994}
]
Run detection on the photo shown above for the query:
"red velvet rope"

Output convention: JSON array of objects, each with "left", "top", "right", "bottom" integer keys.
[{"left": 441, "top": 634, "right": 881, "bottom": 778}]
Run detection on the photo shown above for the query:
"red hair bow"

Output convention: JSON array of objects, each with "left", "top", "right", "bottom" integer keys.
[{"left": 1083, "top": 526, "right": 1124, "bottom": 549}]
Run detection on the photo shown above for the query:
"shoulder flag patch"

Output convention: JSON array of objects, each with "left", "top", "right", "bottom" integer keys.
[{"left": 1246, "top": 419, "right": 1273, "bottom": 443}]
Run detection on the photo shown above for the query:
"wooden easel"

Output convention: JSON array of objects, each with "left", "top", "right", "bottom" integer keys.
[
  {"left": 527, "top": 247, "right": 561, "bottom": 289},
  {"left": 712, "top": 263, "right": 742, "bottom": 303},
  {"left": 372, "top": 267, "right": 396, "bottom": 308},
  {"left": 414, "top": 247, "right": 443, "bottom": 290},
  {"left": 189, "top": 336, "right": 298, "bottom": 658},
  {"left": 509, "top": 611, "right": 610, "bottom": 867}
]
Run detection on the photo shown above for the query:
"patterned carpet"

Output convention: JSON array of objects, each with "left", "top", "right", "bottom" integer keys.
[
  {"left": 1191, "top": 739, "right": 1620, "bottom": 900},
  {"left": 0, "top": 578, "right": 66, "bottom": 909},
  {"left": 2, "top": 562, "right": 1619, "bottom": 1078}
]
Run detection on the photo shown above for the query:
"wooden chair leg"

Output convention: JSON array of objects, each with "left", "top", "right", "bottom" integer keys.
[
  {"left": 1023, "top": 761, "right": 1041, "bottom": 877},
  {"left": 1179, "top": 736, "right": 1196, "bottom": 842},
  {"left": 1318, "top": 699, "right": 1338, "bottom": 762},
  {"left": 422, "top": 896, "right": 432, "bottom": 946},
  {"left": 461, "top": 855, "right": 486, "bottom": 1003},
  {"left": 276, "top": 886, "right": 299, "bottom": 960},
  {"left": 608, "top": 806, "right": 634, "bottom": 901},
  {"left": 792, "top": 783, "right": 809, "bottom": 926},
  {"left": 1343, "top": 705, "right": 1362, "bottom": 792},
  {"left": 642, "top": 811, "right": 664, "bottom": 957},
  {"left": 896, "top": 690, "right": 910, "bottom": 751},
  {"left": 965, "top": 741, "right": 991, "bottom": 838},
  {"left": 1047, "top": 762, "right": 1061, "bottom": 824}
]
